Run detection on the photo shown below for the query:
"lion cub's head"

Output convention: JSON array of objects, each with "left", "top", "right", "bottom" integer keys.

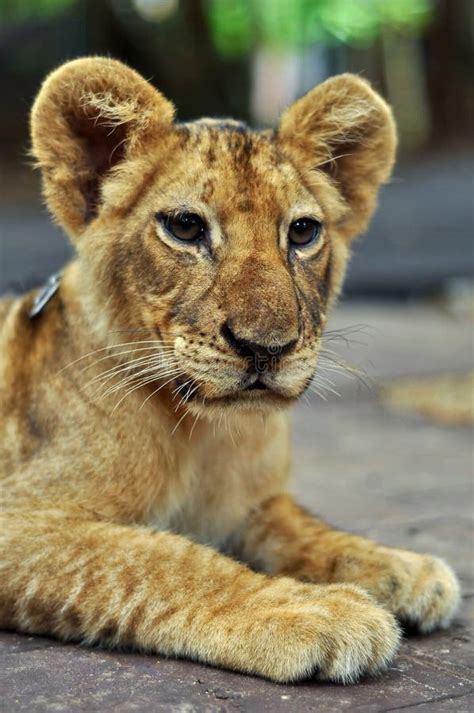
[{"left": 31, "top": 58, "right": 396, "bottom": 413}]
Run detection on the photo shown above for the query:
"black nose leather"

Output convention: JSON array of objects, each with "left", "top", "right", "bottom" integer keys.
[{"left": 221, "top": 321, "right": 297, "bottom": 361}]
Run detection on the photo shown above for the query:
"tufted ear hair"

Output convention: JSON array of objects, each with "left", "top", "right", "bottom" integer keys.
[
  {"left": 278, "top": 74, "right": 397, "bottom": 241},
  {"left": 30, "top": 57, "right": 175, "bottom": 237}
]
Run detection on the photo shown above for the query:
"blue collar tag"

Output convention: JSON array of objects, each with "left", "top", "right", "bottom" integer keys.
[{"left": 29, "top": 273, "right": 61, "bottom": 319}]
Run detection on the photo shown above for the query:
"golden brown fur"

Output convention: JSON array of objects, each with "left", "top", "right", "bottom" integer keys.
[{"left": 0, "top": 58, "right": 459, "bottom": 683}]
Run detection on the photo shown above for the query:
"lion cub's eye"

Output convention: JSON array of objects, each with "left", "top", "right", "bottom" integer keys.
[
  {"left": 161, "top": 212, "right": 206, "bottom": 242},
  {"left": 288, "top": 218, "right": 322, "bottom": 247}
]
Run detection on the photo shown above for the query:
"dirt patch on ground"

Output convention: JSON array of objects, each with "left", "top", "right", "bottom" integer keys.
[{"left": 381, "top": 371, "right": 474, "bottom": 426}]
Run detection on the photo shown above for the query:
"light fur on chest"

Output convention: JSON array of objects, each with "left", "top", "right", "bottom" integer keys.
[{"left": 143, "top": 410, "right": 291, "bottom": 547}]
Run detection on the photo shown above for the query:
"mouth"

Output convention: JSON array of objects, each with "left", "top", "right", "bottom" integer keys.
[
  {"left": 169, "top": 367, "right": 301, "bottom": 413},
  {"left": 202, "top": 375, "right": 296, "bottom": 411},
  {"left": 243, "top": 378, "right": 268, "bottom": 391}
]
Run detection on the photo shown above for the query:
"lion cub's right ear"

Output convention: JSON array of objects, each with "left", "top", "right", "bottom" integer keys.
[{"left": 31, "top": 57, "right": 175, "bottom": 237}]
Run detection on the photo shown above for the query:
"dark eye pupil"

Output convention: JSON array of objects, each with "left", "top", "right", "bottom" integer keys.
[
  {"left": 289, "top": 218, "right": 322, "bottom": 246},
  {"left": 163, "top": 212, "right": 206, "bottom": 242}
]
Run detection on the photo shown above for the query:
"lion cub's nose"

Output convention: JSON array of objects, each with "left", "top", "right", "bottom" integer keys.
[{"left": 221, "top": 321, "right": 297, "bottom": 362}]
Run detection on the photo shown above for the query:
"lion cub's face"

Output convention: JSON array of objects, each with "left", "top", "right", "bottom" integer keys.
[
  {"left": 31, "top": 59, "right": 396, "bottom": 413},
  {"left": 110, "top": 122, "right": 335, "bottom": 409}
]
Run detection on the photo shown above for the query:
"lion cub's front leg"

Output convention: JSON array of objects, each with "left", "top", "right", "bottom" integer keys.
[
  {"left": 238, "top": 495, "right": 460, "bottom": 633},
  {"left": 1, "top": 509, "right": 399, "bottom": 683}
]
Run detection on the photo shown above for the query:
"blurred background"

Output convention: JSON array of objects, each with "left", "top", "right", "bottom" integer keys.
[{"left": 0, "top": 4, "right": 473, "bottom": 696}]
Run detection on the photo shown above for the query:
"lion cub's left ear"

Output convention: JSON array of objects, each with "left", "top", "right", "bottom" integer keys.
[
  {"left": 278, "top": 74, "right": 397, "bottom": 241},
  {"left": 31, "top": 57, "right": 175, "bottom": 237}
]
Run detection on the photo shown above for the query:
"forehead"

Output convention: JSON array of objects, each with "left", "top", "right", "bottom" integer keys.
[{"left": 156, "top": 121, "right": 319, "bottom": 217}]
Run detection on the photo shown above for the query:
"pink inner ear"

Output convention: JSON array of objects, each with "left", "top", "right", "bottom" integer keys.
[{"left": 70, "top": 112, "right": 128, "bottom": 222}]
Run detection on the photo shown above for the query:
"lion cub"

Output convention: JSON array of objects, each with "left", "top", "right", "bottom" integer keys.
[{"left": 0, "top": 58, "right": 459, "bottom": 683}]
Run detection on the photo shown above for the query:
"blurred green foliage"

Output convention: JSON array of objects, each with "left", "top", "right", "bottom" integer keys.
[
  {"left": 0, "top": 0, "right": 74, "bottom": 23},
  {"left": 0, "top": 0, "right": 433, "bottom": 52},
  {"left": 207, "top": 0, "right": 434, "bottom": 56}
]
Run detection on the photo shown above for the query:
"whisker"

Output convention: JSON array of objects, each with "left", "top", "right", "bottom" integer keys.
[
  {"left": 96, "top": 374, "right": 177, "bottom": 407},
  {"left": 310, "top": 378, "right": 341, "bottom": 399},
  {"left": 172, "top": 408, "right": 190, "bottom": 435},
  {"left": 138, "top": 371, "right": 186, "bottom": 411},
  {"left": 107, "top": 329, "right": 178, "bottom": 338},
  {"left": 311, "top": 372, "right": 338, "bottom": 388},
  {"left": 174, "top": 380, "right": 199, "bottom": 412},
  {"left": 319, "top": 347, "right": 369, "bottom": 374},
  {"left": 323, "top": 323, "right": 373, "bottom": 342},
  {"left": 316, "top": 363, "right": 355, "bottom": 381},
  {"left": 172, "top": 378, "right": 193, "bottom": 399},
  {"left": 306, "top": 384, "right": 328, "bottom": 401},
  {"left": 184, "top": 383, "right": 200, "bottom": 406},
  {"left": 83, "top": 355, "right": 179, "bottom": 394},
  {"left": 59, "top": 340, "right": 177, "bottom": 373},
  {"left": 110, "top": 368, "right": 183, "bottom": 414},
  {"left": 318, "top": 353, "right": 372, "bottom": 390},
  {"left": 189, "top": 410, "right": 201, "bottom": 440},
  {"left": 78, "top": 346, "right": 177, "bottom": 375},
  {"left": 99, "top": 365, "right": 182, "bottom": 401},
  {"left": 225, "top": 414, "right": 237, "bottom": 448},
  {"left": 86, "top": 353, "right": 180, "bottom": 388}
]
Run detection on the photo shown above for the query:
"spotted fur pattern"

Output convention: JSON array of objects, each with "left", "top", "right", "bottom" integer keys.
[{"left": 0, "top": 58, "right": 459, "bottom": 683}]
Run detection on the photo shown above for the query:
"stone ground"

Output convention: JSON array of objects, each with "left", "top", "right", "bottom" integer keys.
[{"left": 1, "top": 300, "right": 473, "bottom": 712}]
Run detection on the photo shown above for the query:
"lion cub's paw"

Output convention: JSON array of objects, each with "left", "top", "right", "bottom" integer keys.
[
  {"left": 253, "top": 583, "right": 400, "bottom": 683},
  {"left": 338, "top": 549, "right": 461, "bottom": 633},
  {"left": 388, "top": 553, "right": 460, "bottom": 633}
]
